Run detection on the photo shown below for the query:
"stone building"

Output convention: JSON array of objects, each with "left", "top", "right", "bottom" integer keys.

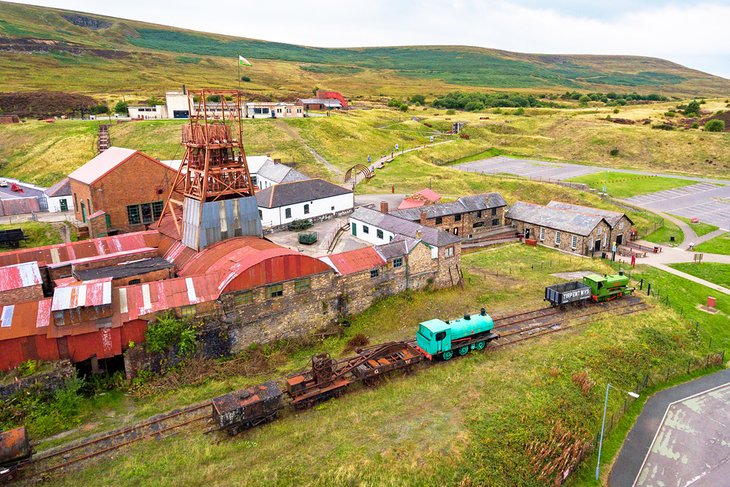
[
  {"left": 506, "top": 201, "right": 613, "bottom": 256},
  {"left": 69, "top": 147, "right": 179, "bottom": 236},
  {"left": 390, "top": 192, "right": 508, "bottom": 240},
  {"left": 545, "top": 201, "right": 633, "bottom": 247}
]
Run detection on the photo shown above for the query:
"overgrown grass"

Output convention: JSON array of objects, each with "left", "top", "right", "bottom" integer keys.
[
  {"left": 36, "top": 245, "right": 716, "bottom": 486},
  {"left": 643, "top": 218, "right": 684, "bottom": 246},
  {"left": 567, "top": 171, "right": 696, "bottom": 198},
  {"left": 695, "top": 232, "right": 730, "bottom": 255},
  {"left": 669, "top": 262, "right": 730, "bottom": 289},
  {"left": 0, "top": 221, "right": 66, "bottom": 251}
]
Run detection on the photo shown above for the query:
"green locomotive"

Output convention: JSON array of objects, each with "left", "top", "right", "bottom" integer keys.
[
  {"left": 583, "top": 271, "right": 634, "bottom": 302},
  {"left": 415, "top": 308, "right": 499, "bottom": 361}
]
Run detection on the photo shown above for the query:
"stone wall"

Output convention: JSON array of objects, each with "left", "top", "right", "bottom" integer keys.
[
  {"left": 0, "top": 360, "right": 75, "bottom": 400},
  {"left": 509, "top": 219, "right": 611, "bottom": 256},
  {"left": 417, "top": 207, "right": 506, "bottom": 240}
]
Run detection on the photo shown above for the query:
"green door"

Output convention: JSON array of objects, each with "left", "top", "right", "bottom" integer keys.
[
  {"left": 59, "top": 198, "right": 68, "bottom": 212},
  {"left": 351, "top": 223, "right": 357, "bottom": 236},
  {"left": 81, "top": 202, "right": 86, "bottom": 222},
  {"left": 105, "top": 214, "right": 111, "bottom": 229}
]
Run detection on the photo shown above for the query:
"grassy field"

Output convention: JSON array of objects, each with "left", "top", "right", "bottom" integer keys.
[
  {"left": 10, "top": 244, "right": 709, "bottom": 486},
  {"left": 695, "top": 232, "right": 730, "bottom": 255},
  {"left": 567, "top": 171, "right": 697, "bottom": 198},
  {"left": 0, "top": 221, "right": 68, "bottom": 250},
  {"left": 669, "top": 262, "right": 730, "bottom": 288},
  {"left": 674, "top": 215, "right": 719, "bottom": 237},
  {"left": 642, "top": 217, "right": 684, "bottom": 246},
  {"left": 1, "top": 1, "right": 729, "bottom": 98}
]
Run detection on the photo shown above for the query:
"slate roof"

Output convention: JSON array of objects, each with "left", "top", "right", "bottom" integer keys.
[
  {"left": 45, "top": 178, "right": 72, "bottom": 197},
  {"left": 350, "top": 207, "right": 460, "bottom": 247},
  {"left": 506, "top": 202, "right": 608, "bottom": 236},
  {"left": 390, "top": 192, "right": 507, "bottom": 221},
  {"left": 246, "top": 155, "right": 273, "bottom": 175},
  {"left": 256, "top": 179, "right": 352, "bottom": 208},
  {"left": 74, "top": 257, "right": 174, "bottom": 281},
  {"left": 256, "top": 160, "right": 309, "bottom": 184},
  {"left": 375, "top": 236, "right": 421, "bottom": 260},
  {"left": 546, "top": 201, "right": 632, "bottom": 228}
]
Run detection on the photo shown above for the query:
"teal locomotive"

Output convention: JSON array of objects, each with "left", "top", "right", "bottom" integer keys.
[{"left": 415, "top": 308, "right": 499, "bottom": 360}]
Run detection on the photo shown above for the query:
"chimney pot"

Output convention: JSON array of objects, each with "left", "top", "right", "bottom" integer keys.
[
  {"left": 380, "top": 201, "right": 389, "bottom": 214},
  {"left": 420, "top": 211, "right": 427, "bottom": 224},
  {"left": 416, "top": 230, "right": 423, "bottom": 239}
]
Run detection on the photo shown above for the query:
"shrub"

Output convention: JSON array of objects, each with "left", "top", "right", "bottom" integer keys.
[
  {"left": 17, "top": 360, "right": 38, "bottom": 376},
  {"left": 145, "top": 312, "right": 197, "bottom": 357},
  {"left": 206, "top": 95, "right": 221, "bottom": 103},
  {"left": 613, "top": 108, "right": 620, "bottom": 114},
  {"left": 578, "top": 95, "right": 590, "bottom": 105},
  {"left": 704, "top": 119, "right": 725, "bottom": 132},
  {"left": 513, "top": 107, "right": 525, "bottom": 116},
  {"left": 241, "top": 76, "right": 251, "bottom": 82},
  {"left": 344, "top": 333, "right": 370, "bottom": 351},
  {"left": 113, "top": 100, "right": 128, "bottom": 114},
  {"left": 609, "top": 148, "right": 620, "bottom": 157},
  {"left": 445, "top": 109, "right": 456, "bottom": 115},
  {"left": 398, "top": 104, "right": 408, "bottom": 112},
  {"left": 664, "top": 110, "right": 676, "bottom": 117},
  {"left": 652, "top": 123, "right": 675, "bottom": 130},
  {"left": 691, "top": 122, "right": 700, "bottom": 129},
  {"left": 410, "top": 94, "right": 426, "bottom": 105},
  {"left": 683, "top": 100, "right": 701, "bottom": 117}
]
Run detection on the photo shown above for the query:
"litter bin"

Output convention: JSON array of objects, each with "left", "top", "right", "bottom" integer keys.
[
  {"left": 653, "top": 246, "right": 659, "bottom": 253},
  {"left": 669, "top": 236, "right": 675, "bottom": 242}
]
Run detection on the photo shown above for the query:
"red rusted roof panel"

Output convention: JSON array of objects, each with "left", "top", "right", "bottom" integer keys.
[
  {"left": 0, "top": 298, "right": 52, "bottom": 340},
  {"left": 0, "top": 262, "right": 42, "bottom": 292},
  {"left": 322, "top": 247, "right": 386, "bottom": 275},
  {"left": 51, "top": 278, "right": 113, "bottom": 311}
]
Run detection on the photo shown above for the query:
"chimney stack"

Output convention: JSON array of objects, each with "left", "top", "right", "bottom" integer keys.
[
  {"left": 274, "top": 158, "right": 281, "bottom": 164},
  {"left": 380, "top": 201, "right": 389, "bottom": 214},
  {"left": 420, "top": 211, "right": 427, "bottom": 225}
]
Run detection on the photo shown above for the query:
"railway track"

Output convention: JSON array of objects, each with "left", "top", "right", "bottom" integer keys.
[
  {"left": 19, "top": 296, "right": 650, "bottom": 481},
  {"left": 22, "top": 402, "right": 212, "bottom": 478}
]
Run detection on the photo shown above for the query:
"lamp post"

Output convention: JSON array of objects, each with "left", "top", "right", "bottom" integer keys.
[{"left": 596, "top": 383, "right": 640, "bottom": 480}]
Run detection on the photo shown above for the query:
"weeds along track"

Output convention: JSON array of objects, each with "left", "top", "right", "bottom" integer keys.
[
  {"left": 20, "top": 297, "right": 649, "bottom": 480},
  {"left": 23, "top": 402, "right": 212, "bottom": 478}
]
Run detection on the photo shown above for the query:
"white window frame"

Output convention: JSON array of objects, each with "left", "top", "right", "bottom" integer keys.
[
  {"left": 571, "top": 235, "right": 577, "bottom": 249},
  {"left": 603, "top": 235, "right": 608, "bottom": 248},
  {"left": 539, "top": 227, "right": 545, "bottom": 241},
  {"left": 555, "top": 231, "right": 561, "bottom": 245}
]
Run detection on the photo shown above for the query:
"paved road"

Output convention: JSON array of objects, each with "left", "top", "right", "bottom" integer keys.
[{"left": 609, "top": 368, "right": 730, "bottom": 487}]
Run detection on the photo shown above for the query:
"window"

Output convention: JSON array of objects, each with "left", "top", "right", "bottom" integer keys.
[
  {"left": 491, "top": 208, "right": 497, "bottom": 216},
  {"left": 603, "top": 235, "right": 608, "bottom": 248},
  {"left": 53, "top": 311, "right": 65, "bottom": 326},
  {"left": 445, "top": 246, "right": 454, "bottom": 258},
  {"left": 435, "top": 217, "right": 443, "bottom": 224},
  {"left": 87, "top": 198, "right": 92, "bottom": 214},
  {"left": 235, "top": 291, "right": 253, "bottom": 305},
  {"left": 127, "top": 205, "right": 141, "bottom": 225},
  {"left": 140, "top": 203, "right": 153, "bottom": 224},
  {"left": 267, "top": 284, "right": 284, "bottom": 298},
  {"left": 454, "top": 214, "right": 462, "bottom": 222},
  {"left": 472, "top": 222, "right": 485, "bottom": 228},
  {"left": 304, "top": 204, "right": 310, "bottom": 215},
  {"left": 393, "top": 257, "right": 403, "bottom": 268},
  {"left": 258, "top": 210, "right": 262, "bottom": 218},
  {"left": 435, "top": 331, "right": 446, "bottom": 341},
  {"left": 619, "top": 222, "right": 624, "bottom": 230},
  {"left": 492, "top": 219, "right": 499, "bottom": 226},
  {"left": 180, "top": 305, "right": 196, "bottom": 318},
  {"left": 363, "top": 225, "right": 370, "bottom": 234},
  {"left": 295, "top": 278, "right": 311, "bottom": 293},
  {"left": 477, "top": 210, "right": 483, "bottom": 218},
  {"left": 129, "top": 279, "right": 141, "bottom": 285},
  {"left": 152, "top": 201, "right": 164, "bottom": 220},
  {"left": 453, "top": 228, "right": 459, "bottom": 235},
  {"left": 376, "top": 229, "right": 384, "bottom": 239},
  {"left": 252, "top": 175, "right": 258, "bottom": 185},
  {"left": 571, "top": 235, "right": 578, "bottom": 249},
  {"left": 539, "top": 227, "right": 545, "bottom": 241},
  {"left": 555, "top": 231, "right": 561, "bottom": 245},
  {"left": 285, "top": 208, "right": 292, "bottom": 219},
  {"left": 331, "top": 206, "right": 335, "bottom": 211},
  {"left": 73, "top": 193, "right": 78, "bottom": 209},
  {"left": 370, "top": 269, "right": 379, "bottom": 278},
  {"left": 597, "top": 227, "right": 602, "bottom": 235}
]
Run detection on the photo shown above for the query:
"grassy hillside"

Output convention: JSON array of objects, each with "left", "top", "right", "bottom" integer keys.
[{"left": 1, "top": 1, "right": 729, "bottom": 98}]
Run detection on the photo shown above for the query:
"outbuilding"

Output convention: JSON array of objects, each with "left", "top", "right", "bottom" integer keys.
[
  {"left": 44, "top": 178, "right": 74, "bottom": 213},
  {"left": 545, "top": 201, "right": 633, "bottom": 247},
  {"left": 255, "top": 178, "right": 354, "bottom": 228}
]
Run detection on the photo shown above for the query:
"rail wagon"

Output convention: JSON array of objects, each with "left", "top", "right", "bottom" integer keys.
[
  {"left": 415, "top": 308, "right": 499, "bottom": 360},
  {"left": 545, "top": 281, "right": 592, "bottom": 307},
  {"left": 212, "top": 381, "right": 283, "bottom": 435},
  {"left": 0, "top": 427, "right": 31, "bottom": 480}
]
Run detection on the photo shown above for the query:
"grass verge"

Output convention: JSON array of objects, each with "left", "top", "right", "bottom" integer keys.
[
  {"left": 567, "top": 171, "right": 696, "bottom": 198},
  {"left": 695, "top": 232, "right": 730, "bottom": 255},
  {"left": 668, "top": 262, "right": 730, "bottom": 289}
]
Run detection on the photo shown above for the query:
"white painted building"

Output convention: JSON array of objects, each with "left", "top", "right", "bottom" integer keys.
[
  {"left": 256, "top": 178, "right": 354, "bottom": 228},
  {"left": 44, "top": 178, "right": 74, "bottom": 212},
  {"left": 256, "top": 160, "right": 309, "bottom": 190},
  {"left": 128, "top": 105, "right": 166, "bottom": 120},
  {"left": 245, "top": 102, "right": 304, "bottom": 119}
]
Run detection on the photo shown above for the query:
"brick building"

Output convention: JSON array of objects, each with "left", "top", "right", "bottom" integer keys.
[
  {"left": 545, "top": 201, "right": 633, "bottom": 247},
  {"left": 506, "top": 201, "right": 613, "bottom": 256},
  {"left": 0, "top": 262, "right": 44, "bottom": 306},
  {"left": 68, "top": 147, "right": 179, "bottom": 236},
  {"left": 390, "top": 193, "right": 508, "bottom": 240}
]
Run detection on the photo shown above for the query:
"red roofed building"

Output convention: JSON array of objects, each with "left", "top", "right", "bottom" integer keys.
[
  {"left": 397, "top": 188, "right": 441, "bottom": 210},
  {"left": 69, "top": 147, "right": 179, "bottom": 236},
  {"left": 320, "top": 246, "right": 385, "bottom": 276}
]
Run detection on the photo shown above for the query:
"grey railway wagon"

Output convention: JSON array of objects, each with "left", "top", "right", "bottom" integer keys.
[
  {"left": 545, "top": 281, "right": 592, "bottom": 306},
  {"left": 212, "top": 381, "right": 283, "bottom": 435}
]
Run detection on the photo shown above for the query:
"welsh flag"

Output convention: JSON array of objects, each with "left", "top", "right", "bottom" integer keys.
[{"left": 238, "top": 55, "right": 252, "bottom": 66}]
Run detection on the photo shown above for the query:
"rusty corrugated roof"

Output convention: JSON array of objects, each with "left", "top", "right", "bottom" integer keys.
[
  {"left": 51, "top": 278, "right": 113, "bottom": 311},
  {"left": 0, "top": 262, "right": 42, "bottom": 292},
  {"left": 0, "top": 298, "right": 52, "bottom": 340},
  {"left": 321, "top": 247, "right": 386, "bottom": 275}
]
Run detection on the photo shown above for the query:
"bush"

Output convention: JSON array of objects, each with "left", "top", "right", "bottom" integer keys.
[
  {"left": 613, "top": 108, "right": 620, "bottom": 114},
  {"left": 113, "top": 100, "right": 128, "bottom": 114},
  {"left": 207, "top": 95, "right": 221, "bottom": 103},
  {"left": 410, "top": 94, "right": 426, "bottom": 105},
  {"left": 683, "top": 100, "right": 701, "bottom": 117},
  {"left": 513, "top": 107, "right": 525, "bottom": 116},
  {"left": 578, "top": 95, "right": 590, "bottom": 105},
  {"left": 145, "top": 312, "right": 197, "bottom": 357},
  {"left": 90, "top": 104, "right": 109, "bottom": 115},
  {"left": 445, "top": 109, "right": 456, "bottom": 115},
  {"left": 652, "top": 123, "right": 675, "bottom": 131},
  {"left": 241, "top": 76, "right": 251, "bottom": 82},
  {"left": 704, "top": 119, "right": 725, "bottom": 132},
  {"left": 691, "top": 122, "right": 700, "bottom": 129},
  {"left": 17, "top": 359, "right": 38, "bottom": 377},
  {"left": 609, "top": 148, "right": 620, "bottom": 157}
]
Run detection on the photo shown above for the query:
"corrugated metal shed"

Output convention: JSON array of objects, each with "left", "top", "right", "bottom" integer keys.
[
  {"left": 506, "top": 201, "right": 608, "bottom": 236},
  {"left": 0, "top": 262, "right": 42, "bottom": 292},
  {"left": 320, "top": 247, "right": 385, "bottom": 275},
  {"left": 0, "top": 298, "right": 52, "bottom": 340},
  {"left": 51, "top": 278, "right": 113, "bottom": 311},
  {"left": 182, "top": 196, "right": 262, "bottom": 251},
  {"left": 0, "top": 230, "right": 160, "bottom": 268}
]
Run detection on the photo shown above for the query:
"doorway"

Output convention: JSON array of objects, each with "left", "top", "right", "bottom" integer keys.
[{"left": 60, "top": 198, "right": 68, "bottom": 212}]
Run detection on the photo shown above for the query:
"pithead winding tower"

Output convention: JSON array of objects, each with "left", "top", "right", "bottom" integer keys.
[{"left": 159, "top": 89, "right": 262, "bottom": 251}]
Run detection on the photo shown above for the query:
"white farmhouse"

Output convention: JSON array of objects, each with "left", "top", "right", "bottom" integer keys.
[
  {"left": 256, "top": 179, "right": 354, "bottom": 228},
  {"left": 44, "top": 178, "right": 74, "bottom": 212}
]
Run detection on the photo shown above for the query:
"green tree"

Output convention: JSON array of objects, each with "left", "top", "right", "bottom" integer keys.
[
  {"left": 578, "top": 95, "right": 590, "bottom": 106},
  {"left": 113, "top": 101, "right": 128, "bottom": 114},
  {"left": 684, "top": 100, "right": 701, "bottom": 116},
  {"left": 410, "top": 94, "right": 426, "bottom": 105},
  {"left": 704, "top": 119, "right": 725, "bottom": 132}
]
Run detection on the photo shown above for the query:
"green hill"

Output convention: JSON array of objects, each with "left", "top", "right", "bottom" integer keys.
[{"left": 1, "top": 1, "right": 729, "bottom": 98}]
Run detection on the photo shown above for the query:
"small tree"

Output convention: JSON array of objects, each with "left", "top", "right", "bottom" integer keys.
[
  {"left": 410, "top": 94, "right": 426, "bottom": 105},
  {"left": 578, "top": 95, "right": 590, "bottom": 106},
  {"left": 684, "top": 100, "right": 701, "bottom": 116},
  {"left": 113, "top": 100, "right": 128, "bottom": 114},
  {"left": 704, "top": 119, "right": 725, "bottom": 132}
]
